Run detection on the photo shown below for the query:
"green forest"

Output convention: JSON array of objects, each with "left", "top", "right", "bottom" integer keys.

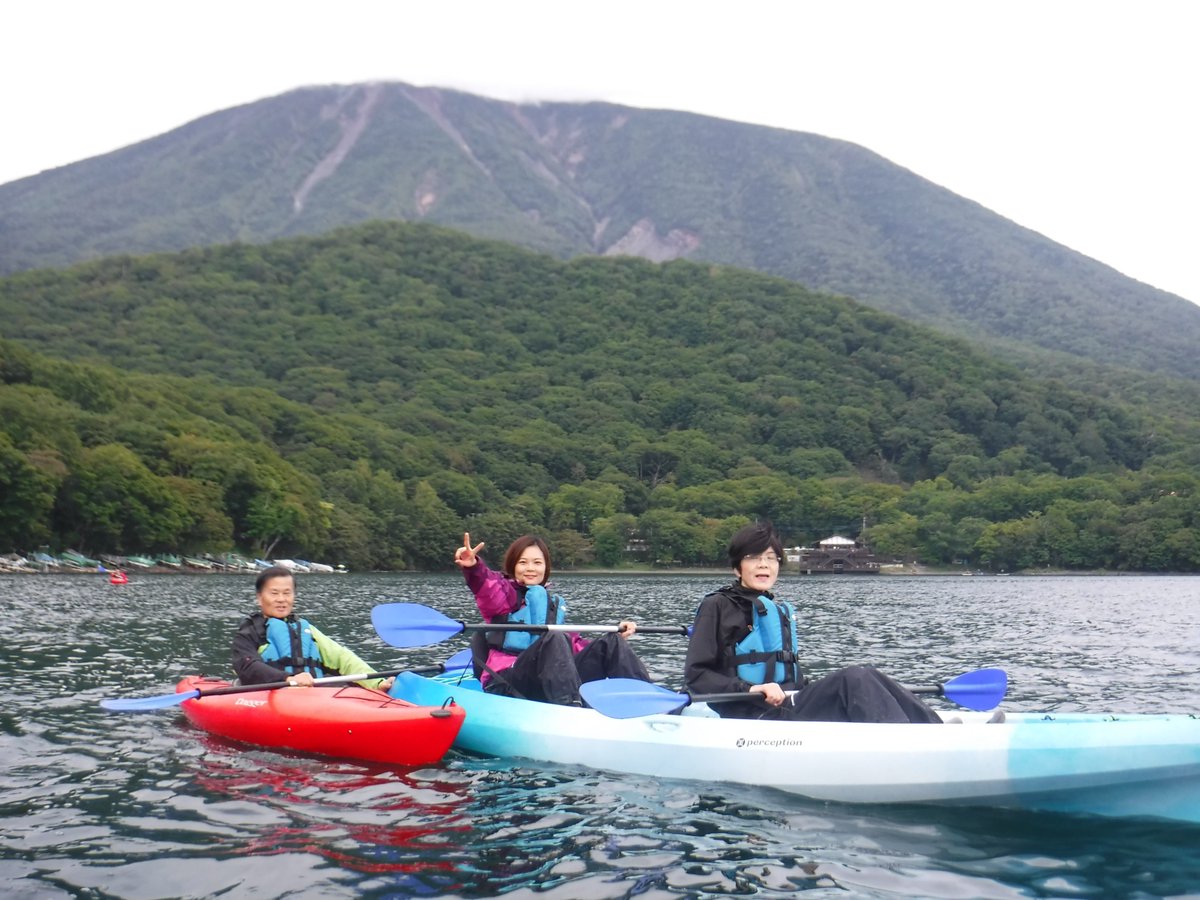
[{"left": 2, "top": 221, "right": 1199, "bottom": 572}]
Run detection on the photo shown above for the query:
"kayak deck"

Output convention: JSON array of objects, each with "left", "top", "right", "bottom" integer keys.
[
  {"left": 178, "top": 675, "right": 464, "bottom": 766},
  {"left": 390, "top": 672, "right": 1200, "bottom": 824}
]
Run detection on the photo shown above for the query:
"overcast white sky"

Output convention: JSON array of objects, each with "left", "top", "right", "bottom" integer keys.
[{"left": 5, "top": 0, "right": 1197, "bottom": 304}]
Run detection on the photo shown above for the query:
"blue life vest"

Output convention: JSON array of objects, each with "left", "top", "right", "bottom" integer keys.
[
  {"left": 260, "top": 616, "right": 325, "bottom": 678},
  {"left": 732, "top": 595, "right": 800, "bottom": 686},
  {"left": 489, "top": 584, "right": 567, "bottom": 652}
]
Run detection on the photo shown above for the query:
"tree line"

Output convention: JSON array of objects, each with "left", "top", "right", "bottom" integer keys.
[{"left": 1, "top": 222, "right": 1198, "bottom": 571}]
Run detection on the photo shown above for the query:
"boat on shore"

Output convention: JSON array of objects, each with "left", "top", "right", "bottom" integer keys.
[
  {"left": 176, "top": 676, "right": 465, "bottom": 765},
  {"left": 389, "top": 672, "right": 1200, "bottom": 824},
  {"left": 0, "top": 550, "right": 345, "bottom": 575},
  {"left": 61, "top": 549, "right": 103, "bottom": 571},
  {"left": 0, "top": 554, "right": 32, "bottom": 572}
]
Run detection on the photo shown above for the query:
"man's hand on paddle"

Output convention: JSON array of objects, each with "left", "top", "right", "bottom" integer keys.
[
  {"left": 750, "top": 682, "right": 787, "bottom": 706},
  {"left": 454, "top": 532, "right": 485, "bottom": 568}
]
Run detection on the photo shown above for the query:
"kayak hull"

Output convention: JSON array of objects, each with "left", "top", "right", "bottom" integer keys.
[
  {"left": 177, "top": 676, "right": 464, "bottom": 766},
  {"left": 390, "top": 672, "right": 1200, "bottom": 823}
]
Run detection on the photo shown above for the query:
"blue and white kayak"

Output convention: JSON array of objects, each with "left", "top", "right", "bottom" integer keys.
[{"left": 390, "top": 672, "right": 1200, "bottom": 824}]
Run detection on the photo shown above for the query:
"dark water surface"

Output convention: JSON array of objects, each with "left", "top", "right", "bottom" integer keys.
[{"left": 2, "top": 572, "right": 1198, "bottom": 898}]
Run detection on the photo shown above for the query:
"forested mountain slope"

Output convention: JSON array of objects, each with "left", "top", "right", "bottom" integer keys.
[
  {"left": 3, "top": 222, "right": 1198, "bottom": 571},
  {"left": 2, "top": 82, "right": 1198, "bottom": 381}
]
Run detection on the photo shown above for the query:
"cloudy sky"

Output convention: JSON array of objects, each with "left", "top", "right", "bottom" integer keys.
[{"left": 6, "top": 0, "right": 1197, "bottom": 304}]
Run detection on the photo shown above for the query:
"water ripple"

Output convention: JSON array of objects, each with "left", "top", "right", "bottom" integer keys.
[{"left": 2, "top": 572, "right": 1198, "bottom": 897}]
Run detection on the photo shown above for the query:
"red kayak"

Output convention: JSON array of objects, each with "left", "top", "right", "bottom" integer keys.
[{"left": 176, "top": 676, "right": 465, "bottom": 765}]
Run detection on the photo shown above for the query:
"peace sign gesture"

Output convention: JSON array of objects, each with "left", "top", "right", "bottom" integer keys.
[{"left": 454, "top": 532, "right": 485, "bottom": 568}]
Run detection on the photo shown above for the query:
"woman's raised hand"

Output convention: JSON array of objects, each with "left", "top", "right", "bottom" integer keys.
[{"left": 454, "top": 532, "right": 485, "bottom": 568}]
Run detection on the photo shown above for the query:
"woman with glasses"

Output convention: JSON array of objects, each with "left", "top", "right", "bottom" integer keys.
[{"left": 682, "top": 522, "right": 944, "bottom": 723}]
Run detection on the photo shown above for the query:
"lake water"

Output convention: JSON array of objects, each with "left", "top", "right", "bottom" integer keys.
[{"left": 2, "top": 572, "right": 1199, "bottom": 898}]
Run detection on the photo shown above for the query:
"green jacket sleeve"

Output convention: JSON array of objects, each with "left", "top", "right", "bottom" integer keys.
[{"left": 309, "top": 625, "right": 387, "bottom": 689}]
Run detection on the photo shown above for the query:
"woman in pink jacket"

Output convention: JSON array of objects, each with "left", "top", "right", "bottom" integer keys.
[{"left": 454, "top": 532, "right": 650, "bottom": 705}]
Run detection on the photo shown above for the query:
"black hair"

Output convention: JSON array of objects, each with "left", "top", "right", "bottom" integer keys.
[
  {"left": 255, "top": 565, "right": 295, "bottom": 592},
  {"left": 727, "top": 522, "right": 784, "bottom": 569},
  {"left": 502, "top": 535, "right": 552, "bottom": 584}
]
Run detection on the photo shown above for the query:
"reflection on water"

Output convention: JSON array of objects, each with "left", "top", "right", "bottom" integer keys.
[
  {"left": 1, "top": 572, "right": 1198, "bottom": 897},
  {"left": 184, "top": 735, "right": 470, "bottom": 877}
]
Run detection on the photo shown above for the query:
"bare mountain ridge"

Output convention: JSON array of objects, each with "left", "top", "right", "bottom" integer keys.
[{"left": 2, "top": 81, "right": 1198, "bottom": 380}]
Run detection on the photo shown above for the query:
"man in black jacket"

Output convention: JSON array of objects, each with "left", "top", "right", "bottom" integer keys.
[{"left": 232, "top": 566, "right": 392, "bottom": 691}]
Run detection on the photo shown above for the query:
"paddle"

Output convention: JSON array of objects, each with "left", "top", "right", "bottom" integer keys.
[
  {"left": 580, "top": 668, "right": 1009, "bottom": 719},
  {"left": 371, "top": 602, "right": 692, "bottom": 649},
  {"left": 99, "top": 648, "right": 473, "bottom": 712}
]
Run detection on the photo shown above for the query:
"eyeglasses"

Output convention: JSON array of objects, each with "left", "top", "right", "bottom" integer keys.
[{"left": 742, "top": 552, "right": 781, "bottom": 565}]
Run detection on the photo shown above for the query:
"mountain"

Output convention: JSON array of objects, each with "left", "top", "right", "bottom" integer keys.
[{"left": 3, "top": 82, "right": 1198, "bottom": 382}]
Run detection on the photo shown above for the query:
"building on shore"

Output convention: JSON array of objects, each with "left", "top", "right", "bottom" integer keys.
[{"left": 786, "top": 535, "right": 881, "bottom": 575}]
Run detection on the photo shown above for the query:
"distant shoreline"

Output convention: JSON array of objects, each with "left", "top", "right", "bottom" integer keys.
[{"left": 1, "top": 565, "right": 1180, "bottom": 577}]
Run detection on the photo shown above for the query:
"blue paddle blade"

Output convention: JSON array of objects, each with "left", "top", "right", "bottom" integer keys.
[
  {"left": 372, "top": 603, "right": 465, "bottom": 648},
  {"left": 580, "top": 678, "right": 690, "bottom": 719},
  {"left": 443, "top": 647, "right": 473, "bottom": 671},
  {"left": 941, "top": 667, "right": 1007, "bottom": 711},
  {"left": 100, "top": 689, "right": 201, "bottom": 712}
]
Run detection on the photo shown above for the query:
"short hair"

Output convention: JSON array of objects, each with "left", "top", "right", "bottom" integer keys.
[
  {"left": 502, "top": 535, "right": 552, "bottom": 584},
  {"left": 255, "top": 565, "right": 295, "bottom": 592},
  {"left": 727, "top": 522, "right": 784, "bottom": 569}
]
